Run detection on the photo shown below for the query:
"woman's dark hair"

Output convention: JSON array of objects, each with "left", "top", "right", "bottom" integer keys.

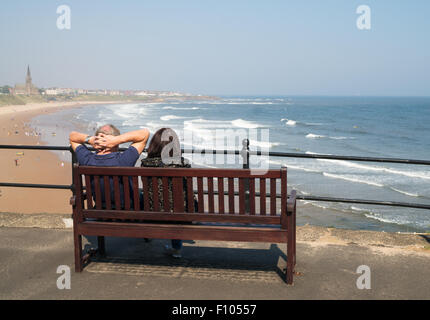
[{"left": 146, "top": 128, "right": 181, "bottom": 159}]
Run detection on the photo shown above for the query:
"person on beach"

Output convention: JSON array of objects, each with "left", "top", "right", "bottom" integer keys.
[
  {"left": 141, "top": 127, "right": 197, "bottom": 258},
  {"left": 69, "top": 124, "right": 150, "bottom": 209}
]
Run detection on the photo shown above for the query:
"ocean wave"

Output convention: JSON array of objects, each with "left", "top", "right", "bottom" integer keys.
[
  {"left": 204, "top": 101, "right": 276, "bottom": 105},
  {"left": 266, "top": 160, "right": 321, "bottom": 173},
  {"left": 281, "top": 118, "right": 325, "bottom": 127},
  {"left": 306, "top": 133, "right": 354, "bottom": 140},
  {"left": 362, "top": 213, "right": 419, "bottom": 227},
  {"left": 162, "top": 106, "right": 200, "bottom": 110},
  {"left": 184, "top": 118, "right": 234, "bottom": 130},
  {"left": 306, "top": 133, "right": 325, "bottom": 139},
  {"left": 350, "top": 206, "right": 371, "bottom": 213},
  {"left": 389, "top": 188, "right": 420, "bottom": 198},
  {"left": 322, "top": 172, "right": 384, "bottom": 187},
  {"left": 285, "top": 164, "right": 321, "bottom": 173},
  {"left": 304, "top": 122, "right": 325, "bottom": 126},
  {"left": 317, "top": 159, "right": 430, "bottom": 181},
  {"left": 231, "top": 119, "right": 263, "bottom": 129},
  {"left": 301, "top": 200, "right": 331, "bottom": 210},
  {"left": 160, "top": 115, "right": 186, "bottom": 121},
  {"left": 249, "top": 140, "right": 280, "bottom": 149}
]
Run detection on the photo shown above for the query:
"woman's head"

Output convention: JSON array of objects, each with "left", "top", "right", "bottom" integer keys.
[{"left": 147, "top": 128, "right": 181, "bottom": 160}]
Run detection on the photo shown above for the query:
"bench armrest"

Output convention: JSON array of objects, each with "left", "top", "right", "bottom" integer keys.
[{"left": 287, "top": 190, "right": 297, "bottom": 213}]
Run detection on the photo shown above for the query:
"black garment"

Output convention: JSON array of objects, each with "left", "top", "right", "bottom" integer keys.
[{"left": 140, "top": 157, "right": 197, "bottom": 212}]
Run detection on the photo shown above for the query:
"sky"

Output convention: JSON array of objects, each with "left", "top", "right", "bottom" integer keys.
[{"left": 0, "top": 0, "right": 429, "bottom": 96}]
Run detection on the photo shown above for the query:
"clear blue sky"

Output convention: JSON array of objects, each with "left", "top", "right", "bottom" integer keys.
[{"left": 1, "top": 0, "right": 429, "bottom": 96}]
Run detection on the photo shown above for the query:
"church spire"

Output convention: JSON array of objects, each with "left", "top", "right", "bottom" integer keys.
[
  {"left": 26, "top": 65, "right": 31, "bottom": 80},
  {"left": 26, "top": 65, "right": 32, "bottom": 94}
]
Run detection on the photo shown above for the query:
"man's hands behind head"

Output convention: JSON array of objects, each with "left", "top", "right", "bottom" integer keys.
[{"left": 94, "top": 133, "right": 119, "bottom": 153}]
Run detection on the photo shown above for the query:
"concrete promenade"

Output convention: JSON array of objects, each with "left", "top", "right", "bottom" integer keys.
[{"left": 0, "top": 213, "right": 429, "bottom": 300}]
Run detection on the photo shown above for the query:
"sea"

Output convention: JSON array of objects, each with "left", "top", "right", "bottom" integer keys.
[{"left": 31, "top": 96, "right": 430, "bottom": 233}]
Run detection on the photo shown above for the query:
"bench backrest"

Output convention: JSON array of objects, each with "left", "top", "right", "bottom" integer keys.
[{"left": 73, "top": 165, "right": 288, "bottom": 226}]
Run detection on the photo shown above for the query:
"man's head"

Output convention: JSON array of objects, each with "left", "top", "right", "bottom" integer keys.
[
  {"left": 95, "top": 124, "right": 120, "bottom": 137},
  {"left": 94, "top": 124, "right": 120, "bottom": 153}
]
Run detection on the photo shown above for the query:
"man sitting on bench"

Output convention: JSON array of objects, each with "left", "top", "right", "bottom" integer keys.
[{"left": 69, "top": 124, "right": 150, "bottom": 209}]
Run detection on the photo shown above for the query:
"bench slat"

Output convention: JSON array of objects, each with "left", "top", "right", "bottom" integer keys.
[
  {"left": 260, "top": 178, "right": 266, "bottom": 215},
  {"left": 172, "top": 177, "right": 184, "bottom": 213},
  {"left": 239, "top": 178, "right": 245, "bottom": 214},
  {"left": 197, "top": 177, "right": 204, "bottom": 213},
  {"left": 84, "top": 175, "right": 93, "bottom": 210},
  {"left": 131, "top": 177, "right": 140, "bottom": 211},
  {"left": 113, "top": 176, "right": 121, "bottom": 210},
  {"left": 270, "top": 178, "right": 277, "bottom": 215},
  {"left": 82, "top": 209, "right": 281, "bottom": 224},
  {"left": 93, "top": 175, "right": 102, "bottom": 210},
  {"left": 78, "top": 166, "right": 282, "bottom": 179},
  {"left": 208, "top": 177, "right": 214, "bottom": 213},
  {"left": 140, "top": 177, "right": 148, "bottom": 211},
  {"left": 162, "top": 177, "right": 170, "bottom": 212},
  {"left": 218, "top": 177, "right": 224, "bottom": 214},
  {"left": 186, "top": 177, "right": 194, "bottom": 213},
  {"left": 228, "top": 178, "right": 235, "bottom": 214},
  {"left": 123, "top": 176, "right": 130, "bottom": 211},
  {"left": 249, "top": 178, "right": 255, "bottom": 215},
  {"left": 103, "top": 176, "right": 111, "bottom": 210},
  {"left": 77, "top": 221, "right": 287, "bottom": 243},
  {"left": 152, "top": 176, "right": 160, "bottom": 211}
]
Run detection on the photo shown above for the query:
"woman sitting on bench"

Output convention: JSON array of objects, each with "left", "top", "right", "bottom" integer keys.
[{"left": 141, "top": 127, "right": 197, "bottom": 258}]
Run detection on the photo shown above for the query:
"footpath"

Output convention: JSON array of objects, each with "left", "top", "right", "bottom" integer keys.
[{"left": 0, "top": 213, "right": 429, "bottom": 300}]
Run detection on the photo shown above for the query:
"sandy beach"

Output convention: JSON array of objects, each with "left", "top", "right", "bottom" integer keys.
[{"left": 0, "top": 100, "right": 144, "bottom": 214}]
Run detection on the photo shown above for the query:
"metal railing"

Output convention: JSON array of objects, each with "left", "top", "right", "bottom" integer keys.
[{"left": 1, "top": 142, "right": 430, "bottom": 210}]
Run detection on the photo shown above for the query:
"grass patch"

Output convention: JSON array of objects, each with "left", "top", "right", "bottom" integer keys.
[
  {"left": 0, "top": 95, "right": 26, "bottom": 106},
  {"left": 0, "top": 95, "right": 49, "bottom": 106}
]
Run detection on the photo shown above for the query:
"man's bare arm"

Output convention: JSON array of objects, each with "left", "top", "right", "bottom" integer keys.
[
  {"left": 69, "top": 131, "right": 97, "bottom": 151},
  {"left": 95, "top": 129, "right": 150, "bottom": 154}
]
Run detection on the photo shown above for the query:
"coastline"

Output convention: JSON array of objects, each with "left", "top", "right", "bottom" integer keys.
[{"left": 0, "top": 99, "right": 428, "bottom": 234}]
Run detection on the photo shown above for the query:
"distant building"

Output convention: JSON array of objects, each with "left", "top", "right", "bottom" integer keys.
[
  {"left": 44, "top": 87, "right": 77, "bottom": 95},
  {"left": 12, "top": 66, "right": 39, "bottom": 95}
]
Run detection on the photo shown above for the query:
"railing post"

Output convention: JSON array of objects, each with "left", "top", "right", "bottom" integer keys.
[
  {"left": 70, "top": 146, "right": 77, "bottom": 202},
  {"left": 241, "top": 139, "right": 250, "bottom": 212}
]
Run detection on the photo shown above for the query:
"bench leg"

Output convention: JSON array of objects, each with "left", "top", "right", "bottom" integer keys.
[
  {"left": 286, "top": 210, "right": 295, "bottom": 285},
  {"left": 286, "top": 240, "right": 294, "bottom": 285},
  {"left": 97, "top": 236, "right": 106, "bottom": 256},
  {"left": 74, "top": 232, "right": 83, "bottom": 272}
]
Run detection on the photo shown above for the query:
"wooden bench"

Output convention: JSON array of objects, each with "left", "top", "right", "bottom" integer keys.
[{"left": 70, "top": 164, "right": 297, "bottom": 284}]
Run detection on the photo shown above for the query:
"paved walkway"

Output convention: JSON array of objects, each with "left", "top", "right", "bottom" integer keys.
[{"left": 0, "top": 219, "right": 429, "bottom": 299}]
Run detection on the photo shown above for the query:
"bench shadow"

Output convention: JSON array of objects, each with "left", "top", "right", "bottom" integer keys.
[
  {"left": 83, "top": 236, "right": 289, "bottom": 283},
  {"left": 419, "top": 235, "right": 430, "bottom": 244}
]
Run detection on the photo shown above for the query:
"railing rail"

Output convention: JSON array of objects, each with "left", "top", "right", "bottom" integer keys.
[{"left": 1, "top": 143, "right": 429, "bottom": 210}]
